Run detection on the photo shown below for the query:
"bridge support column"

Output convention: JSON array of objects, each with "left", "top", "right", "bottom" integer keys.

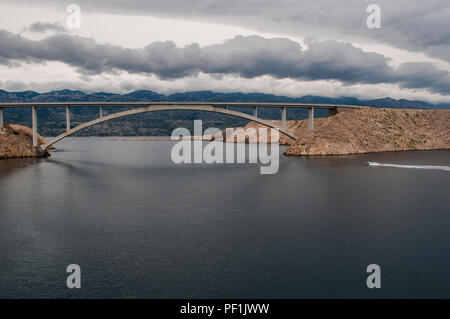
[
  {"left": 0, "top": 107, "right": 3, "bottom": 130},
  {"left": 32, "top": 106, "right": 38, "bottom": 147},
  {"left": 66, "top": 106, "right": 71, "bottom": 131},
  {"left": 281, "top": 107, "right": 287, "bottom": 130},
  {"left": 308, "top": 107, "right": 314, "bottom": 131},
  {"left": 253, "top": 106, "right": 258, "bottom": 118},
  {"left": 99, "top": 106, "right": 103, "bottom": 118}
]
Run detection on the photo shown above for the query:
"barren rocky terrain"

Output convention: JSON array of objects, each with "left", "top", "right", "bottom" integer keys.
[
  {"left": 0, "top": 123, "right": 49, "bottom": 159},
  {"left": 224, "top": 108, "right": 450, "bottom": 156}
]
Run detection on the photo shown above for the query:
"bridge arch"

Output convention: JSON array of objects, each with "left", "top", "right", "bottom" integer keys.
[{"left": 40, "top": 104, "right": 296, "bottom": 152}]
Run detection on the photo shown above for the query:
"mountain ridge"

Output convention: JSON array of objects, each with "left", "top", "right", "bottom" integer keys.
[{"left": 1, "top": 89, "right": 449, "bottom": 109}]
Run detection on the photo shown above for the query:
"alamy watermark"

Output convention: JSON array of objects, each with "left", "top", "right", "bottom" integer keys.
[
  {"left": 170, "top": 120, "right": 280, "bottom": 175},
  {"left": 66, "top": 4, "right": 81, "bottom": 29},
  {"left": 366, "top": 264, "right": 381, "bottom": 289},
  {"left": 66, "top": 264, "right": 81, "bottom": 289},
  {"left": 366, "top": 4, "right": 381, "bottom": 29}
]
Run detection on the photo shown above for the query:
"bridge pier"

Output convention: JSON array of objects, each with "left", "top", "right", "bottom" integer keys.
[
  {"left": 253, "top": 106, "right": 258, "bottom": 118},
  {"left": 66, "top": 106, "right": 71, "bottom": 131},
  {"left": 0, "top": 107, "right": 3, "bottom": 130},
  {"left": 32, "top": 106, "right": 38, "bottom": 147},
  {"left": 99, "top": 106, "right": 104, "bottom": 118},
  {"left": 308, "top": 107, "right": 315, "bottom": 131},
  {"left": 281, "top": 107, "right": 287, "bottom": 130}
]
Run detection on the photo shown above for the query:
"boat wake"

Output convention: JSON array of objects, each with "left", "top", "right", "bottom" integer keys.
[{"left": 367, "top": 161, "right": 450, "bottom": 171}]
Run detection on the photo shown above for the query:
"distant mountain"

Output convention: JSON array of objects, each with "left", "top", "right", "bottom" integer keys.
[
  {"left": 0, "top": 89, "right": 448, "bottom": 109},
  {"left": 1, "top": 90, "right": 448, "bottom": 137}
]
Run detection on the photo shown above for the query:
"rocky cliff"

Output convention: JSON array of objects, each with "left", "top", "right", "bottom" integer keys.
[
  {"left": 0, "top": 123, "right": 49, "bottom": 159},
  {"left": 226, "top": 108, "right": 450, "bottom": 156}
]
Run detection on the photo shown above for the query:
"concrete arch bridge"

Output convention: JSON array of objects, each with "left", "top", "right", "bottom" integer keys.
[{"left": 0, "top": 102, "right": 362, "bottom": 153}]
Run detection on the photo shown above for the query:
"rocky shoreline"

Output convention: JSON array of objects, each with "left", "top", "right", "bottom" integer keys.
[
  {"left": 0, "top": 123, "right": 49, "bottom": 159},
  {"left": 222, "top": 108, "right": 450, "bottom": 156}
]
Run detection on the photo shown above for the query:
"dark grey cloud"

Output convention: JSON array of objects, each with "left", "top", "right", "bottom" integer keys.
[
  {"left": 28, "top": 22, "right": 66, "bottom": 33},
  {"left": 395, "top": 62, "right": 450, "bottom": 94},
  {"left": 0, "top": 30, "right": 449, "bottom": 94},
  {"left": 4, "top": 0, "right": 449, "bottom": 62}
]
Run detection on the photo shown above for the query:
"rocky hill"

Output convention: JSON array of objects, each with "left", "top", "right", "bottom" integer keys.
[
  {"left": 227, "top": 108, "right": 450, "bottom": 156},
  {"left": 0, "top": 123, "right": 49, "bottom": 159}
]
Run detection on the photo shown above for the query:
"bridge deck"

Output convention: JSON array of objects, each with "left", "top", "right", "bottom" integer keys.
[{"left": 0, "top": 102, "right": 365, "bottom": 109}]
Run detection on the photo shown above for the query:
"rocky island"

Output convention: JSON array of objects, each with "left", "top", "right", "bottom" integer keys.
[{"left": 223, "top": 107, "right": 450, "bottom": 156}]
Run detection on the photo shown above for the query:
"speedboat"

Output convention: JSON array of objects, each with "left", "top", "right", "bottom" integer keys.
[{"left": 367, "top": 160, "right": 380, "bottom": 166}]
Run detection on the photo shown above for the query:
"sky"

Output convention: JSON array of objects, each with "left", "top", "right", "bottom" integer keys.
[{"left": 0, "top": 0, "right": 449, "bottom": 103}]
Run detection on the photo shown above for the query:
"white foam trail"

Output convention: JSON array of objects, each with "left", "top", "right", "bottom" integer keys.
[{"left": 368, "top": 161, "right": 450, "bottom": 171}]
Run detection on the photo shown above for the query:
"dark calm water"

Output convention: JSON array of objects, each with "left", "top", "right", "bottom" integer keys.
[{"left": 0, "top": 137, "right": 449, "bottom": 298}]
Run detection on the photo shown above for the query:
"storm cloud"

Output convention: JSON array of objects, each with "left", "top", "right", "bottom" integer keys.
[
  {"left": 4, "top": 0, "right": 449, "bottom": 63},
  {"left": 0, "top": 30, "right": 448, "bottom": 94},
  {"left": 28, "top": 22, "right": 66, "bottom": 33}
]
